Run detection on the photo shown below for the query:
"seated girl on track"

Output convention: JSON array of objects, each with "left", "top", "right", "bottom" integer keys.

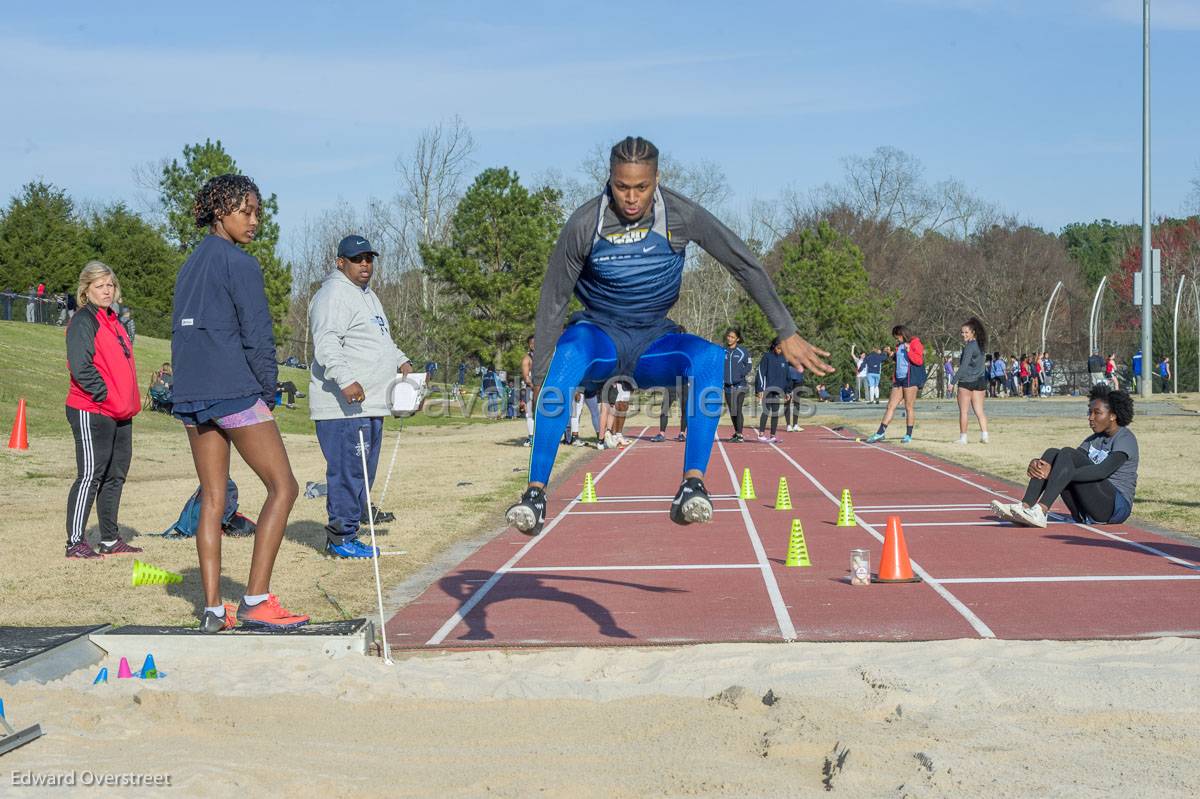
[{"left": 992, "top": 384, "right": 1138, "bottom": 529}]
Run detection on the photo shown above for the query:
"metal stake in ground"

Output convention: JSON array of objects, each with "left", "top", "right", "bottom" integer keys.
[
  {"left": 359, "top": 428, "right": 394, "bottom": 666},
  {"left": 372, "top": 418, "right": 404, "bottom": 511}
]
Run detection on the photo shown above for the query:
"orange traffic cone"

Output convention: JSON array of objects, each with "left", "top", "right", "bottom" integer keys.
[
  {"left": 874, "top": 515, "right": 921, "bottom": 583},
  {"left": 7, "top": 398, "right": 28, "bottom": 450}
]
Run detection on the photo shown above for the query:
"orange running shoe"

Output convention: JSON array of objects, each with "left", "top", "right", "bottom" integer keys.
[
  {"left": 199, "top": 603, "right": 238, "bottom": 633},
  {"left": 236, "top": 595, "right": 310, "bottom": 630}
]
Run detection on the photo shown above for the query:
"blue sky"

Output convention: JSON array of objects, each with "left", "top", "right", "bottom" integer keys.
[{"left": 2, "top": 0, "right": 1198, "bottom": 247}]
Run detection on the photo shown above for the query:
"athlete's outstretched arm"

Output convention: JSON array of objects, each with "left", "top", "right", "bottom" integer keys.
[
  {"left": 532, "top": 200, "right": 596, "bottom": 385},
  {"left": 672, "top": 190, "right": 833, "bottom": 376}
]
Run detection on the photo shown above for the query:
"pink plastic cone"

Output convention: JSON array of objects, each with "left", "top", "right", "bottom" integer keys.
[{"left": 117, "top": 657, "right": 133, "bottom": 679}]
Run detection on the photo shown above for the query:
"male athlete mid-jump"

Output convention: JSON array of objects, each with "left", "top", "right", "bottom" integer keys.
[{"left": 506, "top": 136, "right": 832, "bottom": 535}]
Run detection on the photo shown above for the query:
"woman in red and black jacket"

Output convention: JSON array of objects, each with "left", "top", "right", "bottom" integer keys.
[{"left": 64, "top": 261, "right": 142, "bottom": 559}]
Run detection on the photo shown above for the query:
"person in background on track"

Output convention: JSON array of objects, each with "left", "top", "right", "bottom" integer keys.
[
  {"left": 171, "top": 174, "right": 307, "bottom": 632},
  {"left": 723, "top": 327, "right": 752, "bottom": 442},
  {"left": 653, "top": 382, "right": 688, "bottom": 442},
  {"left": 1105, "top": 353, "right": 1119, "bottom": 390},
  {"left": 951, "top": 316, "right": 990, "bottom": 444},
  {"left": 852, "top": 347, "right": 868, "bottom": 403},
  {"left": 1157, "top": 356, "right": 1170, "bottom": 393},
  {"left": 863, "top": 345, "right": 886, "bottom": 404},
  {"left": 943, "top": 355, "right": 955, "bottom": 399},
  {"left": 992, "top": 384, "right": 1138, "bottom": 528},
  {"left": 784, "top": 361, "right": 805, "bottom": 432},
  {"left": 521, "top": 335, "right": 535, "bottom": 447},
  {"left": 64, "top": 261, "right": 143, "bottom": 560},
  {"left": 865, "top": 325, "right": 927, "bottom": 443},
  {"left": 754, "top": 337, "right": 789, "bottom": 442},
  {"left": 990, "top": 351, "right": 1006, "bottom": 397}
]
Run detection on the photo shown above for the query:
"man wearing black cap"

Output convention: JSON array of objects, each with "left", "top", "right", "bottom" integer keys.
[{"left": 308, "top": 235, "right": 412, "bottom": 558}]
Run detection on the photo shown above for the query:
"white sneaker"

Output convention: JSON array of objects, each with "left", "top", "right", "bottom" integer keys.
[
  {"left": 956, "top": 434, "right": 968, "bottom": 444},
  {"left": 989, "top": 500, "right": 1020, "bottom": 522},
  {"left": 980, "top": 432, "right": 989, "bottom": 444},
  {"left": 1011, "top": 504, "right": 1047, "bottom": 528},
  {"left": 616, "top": 433, "right": 631, "bottom": 448},
  {"left": 603, "top": 431, "right": 617, "bottom": 449}
]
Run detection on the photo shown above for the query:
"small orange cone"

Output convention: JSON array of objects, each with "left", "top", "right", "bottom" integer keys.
[
  {"left": 874, "top": 515, "right": 921, "bottom": 583},
  {"left": 7, "top": 398, "right": 28, "bottom": 450}
]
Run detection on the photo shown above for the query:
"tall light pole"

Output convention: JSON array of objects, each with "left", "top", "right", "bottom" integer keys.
[{"left": 1139, "top": 0, "right": 1153, "bottom": 398}]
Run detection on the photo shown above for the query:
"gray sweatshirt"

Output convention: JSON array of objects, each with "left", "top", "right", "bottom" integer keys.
[
  {"left": 308, "top": 270, "right": 409, "bottom": 420},
  {"left": 533, "top": 186, "right": 797, "bottom": 383},
  {"left": 954, "top": 340, "right": 985, "bottom": 384}
]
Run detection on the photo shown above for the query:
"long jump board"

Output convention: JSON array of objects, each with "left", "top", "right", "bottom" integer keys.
[
  {"left": 0, "top": 625, "right": 110, "bottom": 685},
  {"left": 90, "top": 619, "right": 375, "bottom": 661}
]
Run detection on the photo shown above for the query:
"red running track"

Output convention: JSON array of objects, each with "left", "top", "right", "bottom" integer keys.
[{"left": 385, "top": 426, "right": 1200, "bottom": 648}]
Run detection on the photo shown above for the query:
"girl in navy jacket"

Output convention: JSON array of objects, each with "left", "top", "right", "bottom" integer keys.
[
  {"left": 171, "top": 175, "right": 307, "bottom": 633},
  {"left": 755, "top": 338, "right": 790, "bottom": 442},
  {"left": 722, "top": 327, "right": 752, "bottom": 442}
]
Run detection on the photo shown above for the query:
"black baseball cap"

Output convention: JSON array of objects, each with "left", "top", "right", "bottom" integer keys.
[{"left": 337, "top": 235, "right": 378, "bottom": 259}]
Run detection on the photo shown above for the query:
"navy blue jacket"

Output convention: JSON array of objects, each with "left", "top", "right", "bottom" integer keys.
[
  {"left": 724, "top": 345, "right": 751, "bottom": 387},
  {"left": 171, "top": 235, "right": 277, "bottom": 404},
  {"left": 756, "top": 349, "right": 790, "bottom": 393}
]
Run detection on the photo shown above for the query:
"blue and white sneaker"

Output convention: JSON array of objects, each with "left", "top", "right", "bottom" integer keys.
[
  {"left": 865, "top": 432, "right": 886, "bottom": 443},
  {"left": 651, "top": 432, "right": 666, "bottom": 442},
  {"left": 325, "top": 537, "right": 379, "bottom": 559},
  {"left": 900, "top": 434, "right": 913, "bottom": 444}
]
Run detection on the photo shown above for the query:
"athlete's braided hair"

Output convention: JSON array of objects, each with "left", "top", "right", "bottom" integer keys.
[
  {"left": 609, "top": 136, "right": 659, "bottom": 170},
  {"left": 1088, "top": 384, "right": 1134, "bottom": 426},
  {"left": 193, "top": 174, "right": 262, "bottom": 228}
]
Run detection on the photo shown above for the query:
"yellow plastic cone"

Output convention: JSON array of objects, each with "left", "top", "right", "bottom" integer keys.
[
  {"left": 131, "top": 560, "right": 183, "bottom": 587},
  {"left": 580, "top": 472, "right": 598, "bottom": 503},
  {"left": 774, "top": 477, "right": 792, "bottom": 510},
  {"left": 739, "top": 467, "right": 756, "bottom": 500},
  {"left": 836, "top": 488, "right": 856, "bottom": 527},
  {"left": 785, "top": 520, "right": 811, "bottom": 567}
]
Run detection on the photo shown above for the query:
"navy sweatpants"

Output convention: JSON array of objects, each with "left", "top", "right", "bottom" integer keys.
[{"left": 315, "top": 416, "right": 384, "bottom": 544}]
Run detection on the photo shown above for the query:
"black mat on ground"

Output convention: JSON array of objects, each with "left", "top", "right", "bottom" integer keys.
[
  {"left": 102, "top": 619, "right": 369, "bottom": 636},
  {"left": 0, "top": 625, "right": 108, "bottom": 670}
]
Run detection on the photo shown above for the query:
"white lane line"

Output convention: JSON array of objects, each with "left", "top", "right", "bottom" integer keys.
[
  {"left": 424, "top": 426, "right": 650, "bottom": 646},
  {"left": 715, "top": 438, "right": 797, "bottom": 641},
  {"left": 569, "top": 508, "right": 742, "bottom": 516},
  {"left": 861, "top": 520, "right": 1074, "bottom": 528},
  {"left": 855, "top": 504, "right": 989, "bottom": 510},
  {"left": 856, "top": 507, "right": 993, "bottom": 514},
  {"left": 585, "top": 495, "right": 740, "bottom": 503},
  {"left": 937, "top": 575, "right": 1200, "bottom": 584},
  {"left": 507, "top": 563, "right": 761, "bottom": 573},
  {"left": 823, "top": 426, "right": 1200, "bottom": 571},
  {"left": 768, "top": 440, "right": 996, "bottom": 639}
]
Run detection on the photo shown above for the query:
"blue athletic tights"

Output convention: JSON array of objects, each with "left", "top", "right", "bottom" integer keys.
[{"left": 529, "top": 324, "right": 725, "bottom": 485}]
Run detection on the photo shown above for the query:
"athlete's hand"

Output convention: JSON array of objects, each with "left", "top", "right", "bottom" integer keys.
[
  {"left": 341, "top": 381, "right": 366, "bottom": 404},
  {"left": 1027, "top": 459, "right": 1050, "bottom": 480},
  {"left": 780, "top": 334, "right": 833, "bottom": 376}
]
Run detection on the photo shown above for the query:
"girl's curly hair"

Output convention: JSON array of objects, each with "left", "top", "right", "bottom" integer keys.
[
  {"left": 1088, "top": 383, "right": 1134, "bottom": 426},
  {"left": 193, "top": 174, "right": 261, "bottom": 228}
]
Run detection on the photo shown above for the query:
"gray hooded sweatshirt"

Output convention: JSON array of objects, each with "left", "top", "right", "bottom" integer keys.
[{"left": 308, "top": 270, "right": 409, "bottom": 421}]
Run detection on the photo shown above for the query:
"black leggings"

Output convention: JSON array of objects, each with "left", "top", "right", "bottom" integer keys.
[
  {"left": 1022, "top": 447, "right": 1117, "bottom": 523},
  {"left": 758, "top": 396, "right": 782, "bottom": 435},
  {"left": 659, "top": 389, "right": 688, "bottom": 433},
  {"left": 724, "top": 386, "right": 747, "bottom": 434},
  {"left": 66, "top": 407, "right": 132, "bottom": 547}
]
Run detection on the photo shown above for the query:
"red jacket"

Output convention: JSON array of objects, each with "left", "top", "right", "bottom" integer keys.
[{"left": 66, "top": 304, "right": 141, "bottom": 420}]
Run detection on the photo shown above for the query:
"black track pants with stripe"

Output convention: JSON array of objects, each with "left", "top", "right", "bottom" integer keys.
[{"left": 65, "top": 406, "right": 133, "bottom": 547}]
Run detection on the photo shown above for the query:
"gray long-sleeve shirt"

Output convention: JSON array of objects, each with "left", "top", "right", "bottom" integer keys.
[
  {"left": 532, "top": 186, "right": 797, "bottom": 383},
  {"left": 954, "top": 340, "right": 986, "bottom": 384}
]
